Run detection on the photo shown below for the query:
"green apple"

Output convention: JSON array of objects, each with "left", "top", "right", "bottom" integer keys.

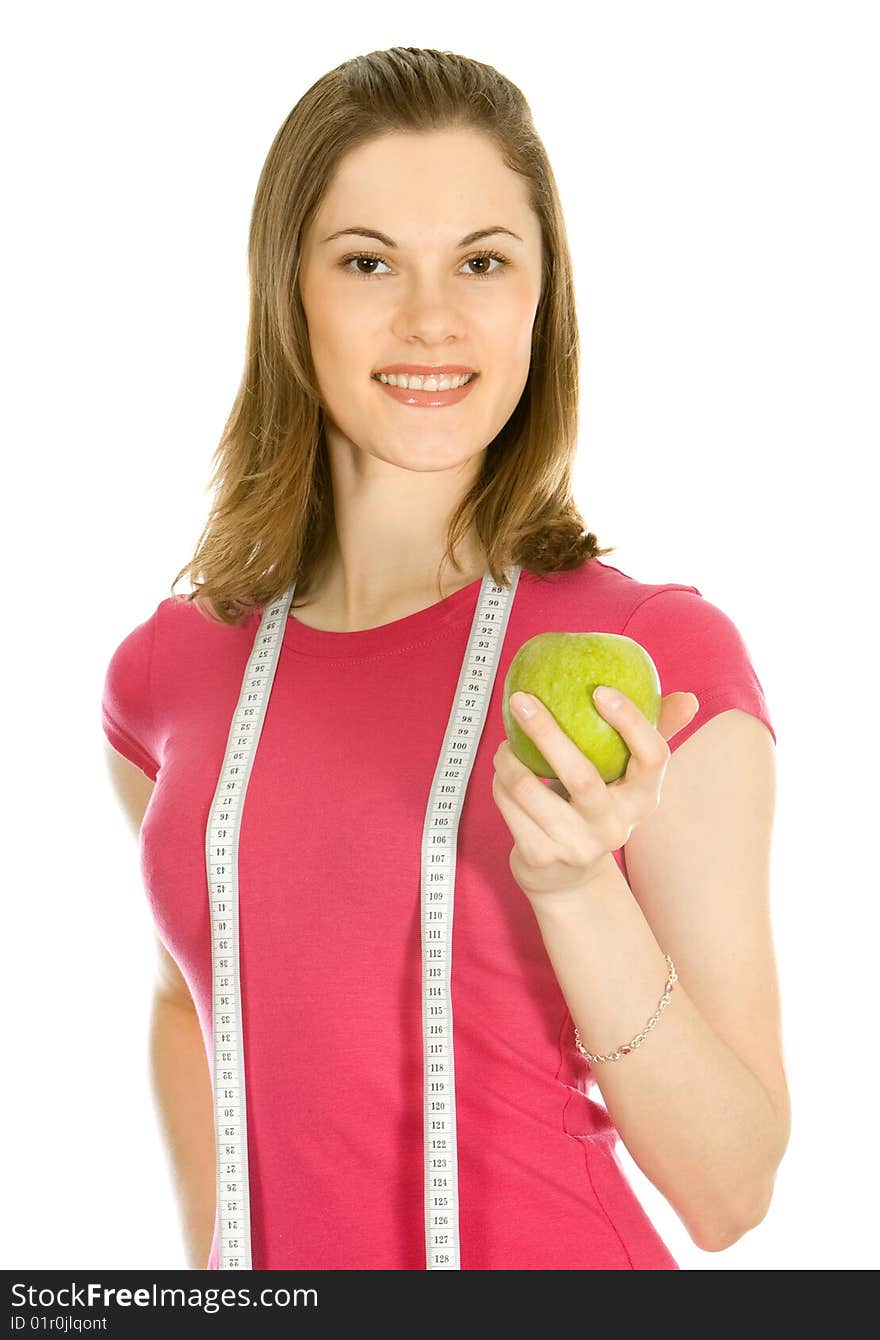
[{"left": 502, "top": 632, "right": 662, "bottom": 783}]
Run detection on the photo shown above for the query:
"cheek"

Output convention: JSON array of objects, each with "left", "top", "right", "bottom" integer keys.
[
  {"left": 485, "top": 286, "right": 537, "bottom": 375},
  {"left": 301, "top": 274, "right": 370, "bottom": 368},
  {"left": 488, "top": 326, "right": 534, "bottom": 412},
  {"left": 317, "top": 364, "right": 383, "bottom": 446},
  {"left": 309, "top": 312, "right": 351, "bottom": 370},
  {"left": 509, "top": 287, "right": 540, "bottom": 362},
  {"left": 309, "top": 318, "right": 374, "bottom": 407}
]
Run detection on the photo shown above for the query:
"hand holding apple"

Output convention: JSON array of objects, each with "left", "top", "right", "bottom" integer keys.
[
  {"left": 492, "top": 632, "right": 699, "bottom": 902},
  {"left": 503, "top": 631, "right": 667, "bottom": 783}
]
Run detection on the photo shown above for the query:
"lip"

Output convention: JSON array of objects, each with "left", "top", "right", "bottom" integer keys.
[
  {"left": 372, "top": 364, "right": 478, "bottom": 377},
  {"left": 373, "top": 371, "right": 478, "bottom": 409}
]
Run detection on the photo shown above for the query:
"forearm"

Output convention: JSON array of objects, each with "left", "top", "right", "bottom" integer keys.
[
  {"left": 149, "top": 995, "right": 217, "bottom": 1269},
  {"left": 528, "top": 853, "right": 788, "bottom": 1251}
]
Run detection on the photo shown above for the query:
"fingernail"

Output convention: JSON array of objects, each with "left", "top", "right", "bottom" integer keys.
[
  {"left": 511, "top": 692, "right": 537, "bottom": 718},
  {"left": 594, "top": 685, "right": 623, "bottom": 709}
]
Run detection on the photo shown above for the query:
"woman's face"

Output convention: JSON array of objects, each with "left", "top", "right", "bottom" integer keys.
[{"left": 298, "top": 127, "right": 545, "bottom": 474}]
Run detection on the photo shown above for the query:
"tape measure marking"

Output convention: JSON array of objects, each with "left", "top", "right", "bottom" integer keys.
[
  {"left": 206, "top": 566, "right": 521, "bottom": 1269},
  {"left": 420, "top": 565, "right": 521, "bottom": 1268}
]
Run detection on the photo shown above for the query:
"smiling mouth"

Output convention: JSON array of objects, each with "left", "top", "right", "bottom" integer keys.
[
  {"left": 372, "top": 371, "right": 478, "bottom": 391},
  {"left": 371, "top": 370, "right": 479, "bottom": 408}
]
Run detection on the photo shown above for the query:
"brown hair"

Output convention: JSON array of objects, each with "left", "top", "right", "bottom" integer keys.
[{"left": 170, "top": 46, "right": 615, "bottom": 625}]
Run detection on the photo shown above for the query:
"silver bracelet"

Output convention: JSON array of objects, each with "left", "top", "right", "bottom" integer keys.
[{"left": 574, "top": 954, "right": 678, "bottom": 1063}]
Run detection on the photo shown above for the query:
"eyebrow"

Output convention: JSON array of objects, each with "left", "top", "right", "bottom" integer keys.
[{"left": 321, "top": 225, "right": 523, "bottom": 248}]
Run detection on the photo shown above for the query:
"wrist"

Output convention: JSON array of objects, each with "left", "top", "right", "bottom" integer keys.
[{"left": 525, "top": 851, "right": 629, "bottom": 919}]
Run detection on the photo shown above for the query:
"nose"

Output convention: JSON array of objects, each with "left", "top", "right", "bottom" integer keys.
[{"left": 390, "top": 276, "right": 470, "bottom": 348}]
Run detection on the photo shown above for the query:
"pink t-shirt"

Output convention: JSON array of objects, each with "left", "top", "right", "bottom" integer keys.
[{"left": 101, "top": 558, "right": 775, "bottom": 1270}]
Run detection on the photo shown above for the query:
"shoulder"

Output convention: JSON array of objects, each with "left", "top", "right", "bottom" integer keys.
[
  {"left": 102, "top": 595, "right": 209, "bottom": 678},
  {"left": 119, "top": 592, "right": 251, "bottom": 662},
  {"left": 100, "top": 593, "right": 239, "bottom": 781},
  {"left": 617, "top": 578, "right": 776, "bottom": 754},
  {"left": 523, "top": 557, "right": 707, "bottom": 631},
  {"left": 158, "top": 592, "right": 260, "bottom": 639},
  {"left": 101, "top": 601, "right": 165, "bottom": 781},
  {"left": 525, "top": 560, "right": 776, "bottom": 752},
  {"left": 538, "top": 558, "right": 756, "bottom": 660}
]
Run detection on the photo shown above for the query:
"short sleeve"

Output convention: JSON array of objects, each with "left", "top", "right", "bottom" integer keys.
[
  {"left": 100, "top": 607, "right": 161, "bottom": 781},
  {"left": 621, "top": 586, "right": 776, "bottom": 753}
]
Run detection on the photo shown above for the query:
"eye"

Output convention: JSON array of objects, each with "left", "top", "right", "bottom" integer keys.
[
  {"left": 461, "top": 250, "right": 509, "bottom": 278},
  {"left": 339, "top": 251, "right": 391, "bottom": 279},
  {"left": 337, "top": 249, "right": 510, "bottom": 281}
]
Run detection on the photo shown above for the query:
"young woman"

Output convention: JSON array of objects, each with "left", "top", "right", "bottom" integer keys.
[{"left": 102, "top": 46, "right": 789, "bottom": 1271}]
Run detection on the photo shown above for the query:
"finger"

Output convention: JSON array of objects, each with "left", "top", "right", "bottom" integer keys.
[
  {"left": 659, "top": 691, "right": 700, "bottom": 742},
  {"left": 494, "top": 739, "right": 607, "bottom": 845},
  {"left": 491, "top": 770, "right": 556, "bottom": 861},
  {"left": 508, "top": 692, "right": 609, "bottom": 801},
  {"left": 587, "top": 687, "right": 673, "bottom": 837},
  {"left": 592, "top": 687, "right": 670, "bottom": 779}
]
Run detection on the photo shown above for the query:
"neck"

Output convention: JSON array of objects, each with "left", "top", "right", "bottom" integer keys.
[{"left": 294, "top": 431, "right": 488, "bottom": 630}]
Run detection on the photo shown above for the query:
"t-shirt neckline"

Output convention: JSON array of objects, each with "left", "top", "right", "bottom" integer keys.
[{"left": 273, "top": 569, "right": 532, "bottom": 659}]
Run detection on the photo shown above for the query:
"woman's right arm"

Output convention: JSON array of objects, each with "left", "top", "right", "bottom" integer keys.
[
  {"left": 149, "top": 972, "right": 217, "bottom": 1269},
  {"left": 104, "top": 743, "right": 217, "bottom": 1269}
]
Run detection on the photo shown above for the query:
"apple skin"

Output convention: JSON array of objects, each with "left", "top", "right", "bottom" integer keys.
[{"left": 501, "top": 632, "right": 662, "bottom": 783}]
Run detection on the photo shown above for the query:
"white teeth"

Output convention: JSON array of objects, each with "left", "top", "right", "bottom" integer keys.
[{"left": 376, "top": 372, "right": 475, "bottom": 391}]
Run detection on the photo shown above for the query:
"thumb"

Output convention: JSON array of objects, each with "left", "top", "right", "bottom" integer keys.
[{"left": 658, "top": 691, "right": 700, "bottom": 742}]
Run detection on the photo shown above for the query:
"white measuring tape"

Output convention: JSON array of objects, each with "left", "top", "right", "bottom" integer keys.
[{"left": 206, "top": 563, "right": 522, "bottom": 1270}]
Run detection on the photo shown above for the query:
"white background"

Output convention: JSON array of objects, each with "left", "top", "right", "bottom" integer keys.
[{"left": 3, "top": 0, "right": 877, "bottom": 1272}]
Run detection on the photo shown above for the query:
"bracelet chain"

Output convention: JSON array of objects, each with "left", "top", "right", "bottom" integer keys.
[{"left": 574, "top": 953, "right": 678, "bottom": 1063}]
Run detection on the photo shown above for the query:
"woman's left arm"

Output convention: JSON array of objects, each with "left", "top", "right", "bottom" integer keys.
[{"left": 493, "top": 694, "right": 790, "bottom": 1254}]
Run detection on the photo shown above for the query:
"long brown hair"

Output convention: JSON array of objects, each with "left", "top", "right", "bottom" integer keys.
[{"left": 171, "top": 46, "right": 615, "bottom": 625}]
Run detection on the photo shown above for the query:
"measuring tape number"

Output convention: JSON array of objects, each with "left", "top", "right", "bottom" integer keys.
[{"left": 205, "top": 564, "right": 522, "bottom": 1269}]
